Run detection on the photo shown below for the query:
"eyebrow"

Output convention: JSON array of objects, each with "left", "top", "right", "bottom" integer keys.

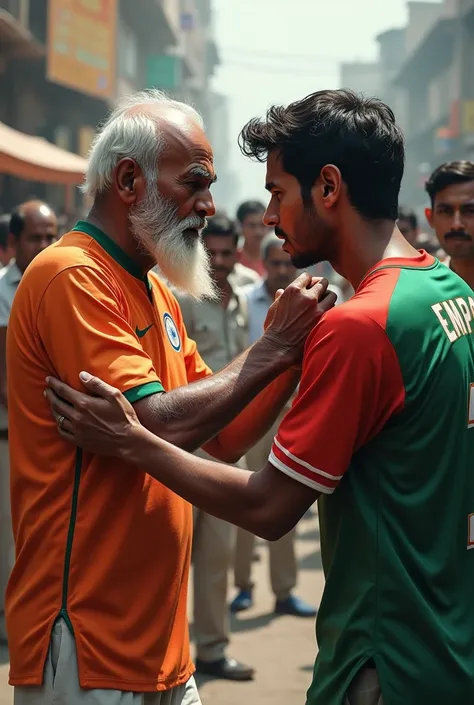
[
  {"left": 436, "top": 200, "right": 474, "bottom": 207},
  {"left": 189, "top": 165, "right": 217, "bottom": 183},
  {"left": 265, "top": 181, "right": 276, "bottom": 192}
]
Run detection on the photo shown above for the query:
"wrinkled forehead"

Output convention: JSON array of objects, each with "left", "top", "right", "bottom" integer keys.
[
  {"left": 157, "top": 110, "right": 214, "bottom": 171},
  {"left": 434, "top": 181, "right": 474, "bottom": 207}
]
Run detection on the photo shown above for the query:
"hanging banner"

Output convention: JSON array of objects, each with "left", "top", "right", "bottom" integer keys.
[{"left": 47, "top": 0, "right": 117, "bottom": 100}]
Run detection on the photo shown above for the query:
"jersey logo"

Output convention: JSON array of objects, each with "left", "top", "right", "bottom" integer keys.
[
  {"left": 468, "top": 384, "right": 474, "bottom": 430},
  {"left": 163, "top": 312, "right": 181, "bottom": 352},
  {"left": 468, "top": 514, "right": 474, "bottom": 550},
  {"left": 135, "top": 324, "right": 154, "bottom": 339}
]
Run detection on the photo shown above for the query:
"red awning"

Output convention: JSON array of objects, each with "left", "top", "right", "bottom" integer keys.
[{"left": 0, "top": 121, "right": 87, "bottom": 185}]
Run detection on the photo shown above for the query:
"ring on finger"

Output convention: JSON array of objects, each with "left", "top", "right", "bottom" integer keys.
[{"left": 58, "top": 414, "right": 66, "bottom": 429}]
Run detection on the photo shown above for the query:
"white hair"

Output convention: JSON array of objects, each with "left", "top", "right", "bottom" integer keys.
[{"left": 81, "top": 89, "right": 203, "bottom": 199}]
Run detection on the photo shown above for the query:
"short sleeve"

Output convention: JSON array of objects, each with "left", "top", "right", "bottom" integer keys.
[
  {"left": 269, "top": 310, "right": 405, "bottom": 494},
  {"left": 36, "top": 266, "right": 164, "bottom": 401}
]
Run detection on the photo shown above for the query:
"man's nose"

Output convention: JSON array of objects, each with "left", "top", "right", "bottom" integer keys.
[
  {"left": 264, "top": 208, "right": 278, "bottom": 228},
  {"left": 452, "top": 210, "right": 465, "bottom": 230},
  {"left": 196, "top": 192, "right": 216, "bottom": 218}
]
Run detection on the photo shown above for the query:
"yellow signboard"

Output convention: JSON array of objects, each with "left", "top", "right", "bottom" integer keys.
[
  {"left": 462, "top": 101, "right": 474, "bottom": 135},
  {"left": 47, "top": 0, "right": 117, "bottom": 100}
]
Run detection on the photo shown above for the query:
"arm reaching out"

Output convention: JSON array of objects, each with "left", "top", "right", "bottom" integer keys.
[
  {"left": 46, "top": 274, "right": 336, "bottom": 459},
  {"left": 45, "top": 372, "right": 319, "bottom": 540}
]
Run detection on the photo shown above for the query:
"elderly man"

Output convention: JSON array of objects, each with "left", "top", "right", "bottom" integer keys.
[{"left": 6, "top": 90, "right": 333, "bottom": 705}]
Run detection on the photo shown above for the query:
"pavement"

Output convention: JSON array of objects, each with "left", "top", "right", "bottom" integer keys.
[{"left": 0, "top": 510, "right": 324, "bottom": 705}]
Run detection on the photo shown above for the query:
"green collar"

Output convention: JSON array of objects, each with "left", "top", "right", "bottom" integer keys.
[{"left": 73, "top": 220, "right": 147, "bottom": 283}]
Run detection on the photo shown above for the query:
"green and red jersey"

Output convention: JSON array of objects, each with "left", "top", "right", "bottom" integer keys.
[{"left": 269, "top": 251, "right": 474, "bottom": 705}]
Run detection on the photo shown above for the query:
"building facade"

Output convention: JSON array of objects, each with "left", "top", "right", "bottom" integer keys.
[
  {"left": 339, "top": 61, "right": 381, "bottom": 97},
  {"left": 0, "top": 0, "right": 220, "bottom": 214},
  {"left": 383, "top": 0, "right": 474, "bottom": 210}
]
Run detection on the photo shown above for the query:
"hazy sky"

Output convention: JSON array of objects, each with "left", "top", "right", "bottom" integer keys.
[{"left": 210, "top": 0, "right": 436, "bottom": 213}]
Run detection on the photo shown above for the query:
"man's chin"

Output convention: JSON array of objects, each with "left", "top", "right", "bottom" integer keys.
[
  {"left": 291, "top": 251, "right": 320, "bottom": 269},
  {"left": 443, "top": 241, "right": 474, "bottom": 260}
]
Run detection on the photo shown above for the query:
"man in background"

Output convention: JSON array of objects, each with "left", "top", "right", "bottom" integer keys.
[
  {"left": 174, "top": 213, "right": 254, "bottom": 681},
  {"left": 0, "top": 215, "right": 14, "bottom": 268},
  {"left": 397, "top": 207, "right": 420, "bottom": 247},
  {"left": 236, "top": 200, "right": 268, "bottom": 277},
  {"left": 425, "top": 160, "right": 474, "bottom": 289},
  {"left": 231, "top": 233, "right": 317, "bottom": 618},
  {"left": 0, "top": 200, "right": 57, "bottom": 644}
]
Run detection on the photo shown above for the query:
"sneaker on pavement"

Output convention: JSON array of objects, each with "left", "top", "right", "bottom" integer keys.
[
  {"left": 274, "top": 594, "right": 317, "bottom": 617},
  {"left": 230, "top": 589, "right": 253, "bottom": 613},
  {"left": 195, "top": 657, "right": 255, "bottom": 681}
]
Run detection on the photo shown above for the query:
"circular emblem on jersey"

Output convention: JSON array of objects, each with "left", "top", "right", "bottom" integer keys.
[{"left": 163, "top": 312, "right": 181, "bottom": 352}]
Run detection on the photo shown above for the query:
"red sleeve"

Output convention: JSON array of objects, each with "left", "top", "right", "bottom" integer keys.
[{"left": 269, "top": 309, "right": 405, "bottom": 494}]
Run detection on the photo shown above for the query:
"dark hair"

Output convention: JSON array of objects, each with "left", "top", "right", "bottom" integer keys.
[
  {"left": 239, "top": 89, "right": 404, "bottom": 220},
  {"left": 425, "top": 161, "right": 474, "bottom": 205},
  {"left": 203, "top": 213, "right": 239, "bottom": 247},
  {"left": 0, "top": 214, "right": 10, "bottom": 250},
  {"left": 236, "top": 200, "right": 265, "bottom": 225},
  {"left": 9, "top": 206, "right": 26, "bottom": 240},
  {"left": 398, "top": 207, "right": 418, "bottom": 230}
]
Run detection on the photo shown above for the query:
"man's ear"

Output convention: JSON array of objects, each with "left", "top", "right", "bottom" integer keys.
[
  {"left": 114, "top": 158, "right": 142, "bottom": 206},
  {"left": 425, "top": 207, "right": 434, "bottom": 228},
  {"left": 313, "top": 164, "right": 341, "bottom": 209}
]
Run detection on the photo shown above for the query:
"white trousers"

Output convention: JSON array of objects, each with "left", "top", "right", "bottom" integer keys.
[{"left": 14, "top": 619, "right": 202, "bottom": 705}]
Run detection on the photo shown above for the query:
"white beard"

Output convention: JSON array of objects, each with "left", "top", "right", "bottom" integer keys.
[{"left": 129, "top": 186, "right": 217, "bottom": 301}]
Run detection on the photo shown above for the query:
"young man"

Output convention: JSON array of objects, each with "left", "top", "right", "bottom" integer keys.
[
  {"left": 7, "top": 90, "right": 333, "bottom": 705},
  {"left": 425, "top": 160, "right": 474, "bottom": 288},
  {"left": 46, "top": 89, "right": 474, "bottom": 704},
  {"left": 232, "top": 233, "right": 316, "bottom": 618},
  {"left": 236, "top": 200, "right": 268, "bottom": 276},
  {"left": 174, "top": 213, "right": 254, "bottom": 681}
]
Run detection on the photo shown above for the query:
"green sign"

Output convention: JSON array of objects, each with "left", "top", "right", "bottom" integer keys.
[{"left": 146, "top": 55, "right": 182, "bottom": 90}]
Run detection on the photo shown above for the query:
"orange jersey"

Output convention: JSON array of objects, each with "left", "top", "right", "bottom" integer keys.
[{"left": 6, "top": 221, "right": 211, "bottom": 691}]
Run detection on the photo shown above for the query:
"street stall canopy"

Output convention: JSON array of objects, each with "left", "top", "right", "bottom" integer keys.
[{"left": 0, "top": 121, "right": 87, "bottom": 185}]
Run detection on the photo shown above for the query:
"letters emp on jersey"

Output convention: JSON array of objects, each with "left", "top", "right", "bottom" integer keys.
[{"left": 269, "top": 251, "right": 474, "bottom": 704}]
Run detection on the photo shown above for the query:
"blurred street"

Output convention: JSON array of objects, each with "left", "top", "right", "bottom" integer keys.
[{"left": 0, "top": 511, "right": 323, "bottom": 705}]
